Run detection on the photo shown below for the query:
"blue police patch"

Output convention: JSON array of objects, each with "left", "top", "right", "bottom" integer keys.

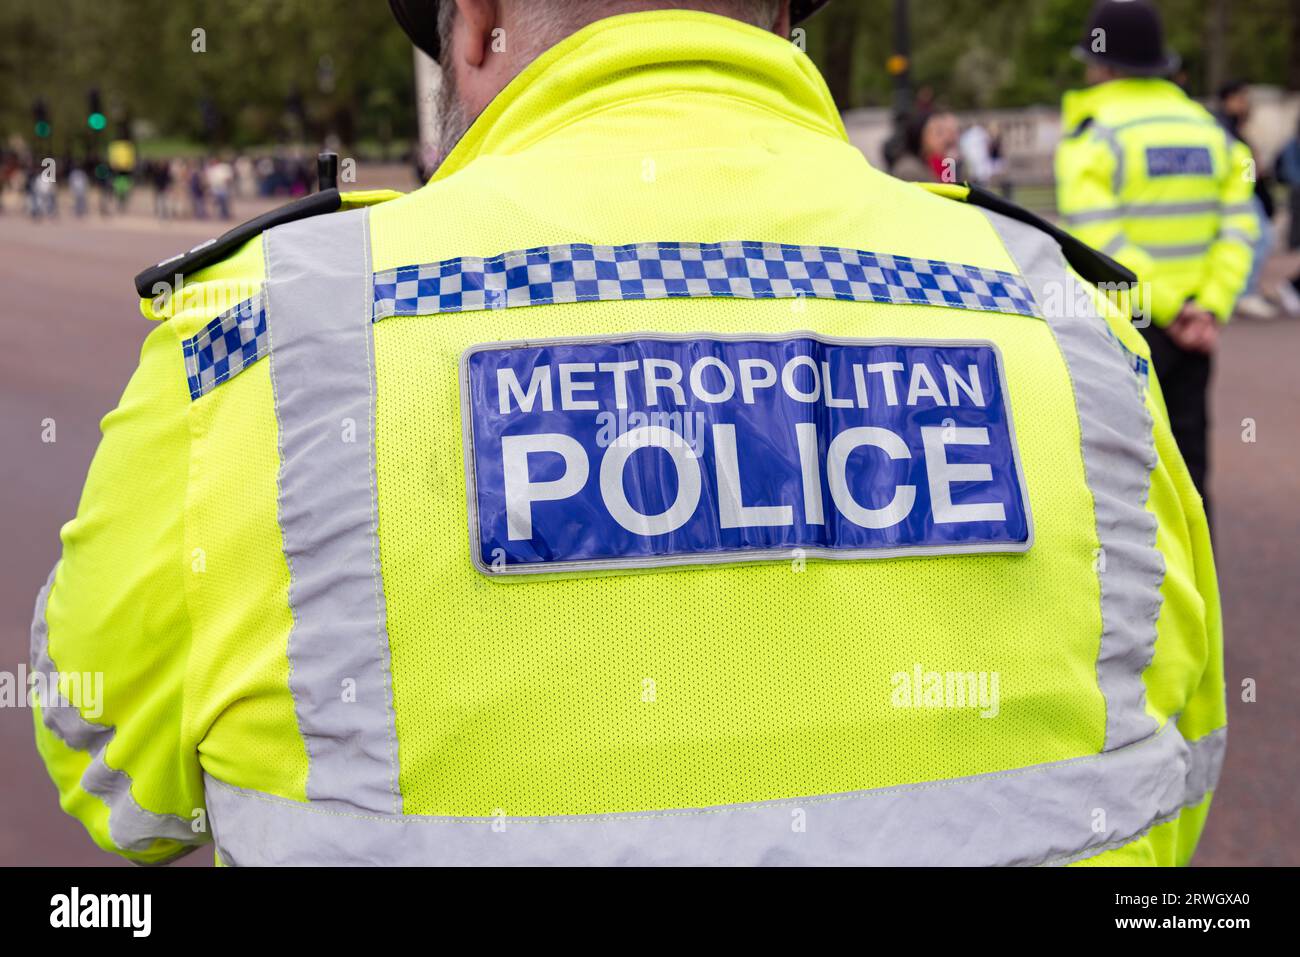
[
  {"left": 461, "top": 334, "right": 1033, "bottom": 575},
  {"left": 1145, "top": 146, "right": 1214, "bottom": 177}
]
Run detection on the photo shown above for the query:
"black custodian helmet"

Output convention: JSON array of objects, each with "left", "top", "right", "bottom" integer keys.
[
  {"left": 1073, "top": 0, "right": 1180, "bottom": 77},
  {"left": 389, "top": 0, "right": 833, "bottom": 60}
]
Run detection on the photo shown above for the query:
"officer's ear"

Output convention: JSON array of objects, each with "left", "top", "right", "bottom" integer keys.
[
  {"left": 772, "top": 0, "right": 792, "bottom": 38},
  {"left": 448, "top": 0, "right": 500, "bottom": 69}
]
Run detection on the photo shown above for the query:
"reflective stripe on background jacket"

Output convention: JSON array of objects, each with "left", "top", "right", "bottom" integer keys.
[
  {"left": 1055, "top": 77, "right": 1259, "bottom": 325},
  {"left": 32, "top": 11, "right": 1224, "bottom": 866}
]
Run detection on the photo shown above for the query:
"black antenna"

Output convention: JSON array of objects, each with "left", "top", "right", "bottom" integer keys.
[{"left": 317, "top": 151, "right": 339, "bottom": 192}]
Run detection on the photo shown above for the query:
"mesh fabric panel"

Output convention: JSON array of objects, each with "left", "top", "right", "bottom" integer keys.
[
  {"left": 373, "top": 294, "right": 1104, "bottom": 816},
  {"left": 185, "top": 359, "right": 309, "bottom": 801}
]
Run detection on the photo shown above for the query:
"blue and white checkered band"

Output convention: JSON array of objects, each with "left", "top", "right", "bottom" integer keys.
[
  {"left": 182, "top": 242, "right": 1039, "bottom": 399},
  {"left": 371, "top": 241, "right": 1040, "bottom": 321},
  {"left": 1107, "top": 326, "right": 1150, "bottom": 384},
  {"left": 181, "top": 295, "right": 268, "bottom": 400}
]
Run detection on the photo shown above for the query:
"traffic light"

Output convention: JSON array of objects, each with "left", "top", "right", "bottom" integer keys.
[
  {"left": 33, "top": 98, "right": 51, "bottom": 139},
  {"left": 87, "top": 88, "right": 106, "bottom": 132}
]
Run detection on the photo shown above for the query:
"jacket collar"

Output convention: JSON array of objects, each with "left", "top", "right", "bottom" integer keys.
[
  {"left": 1061, "top": 77, "right": 1187, "bottom": 130},
  {"left": 431, "top": 9, "right": 847, "bottom": 180}
]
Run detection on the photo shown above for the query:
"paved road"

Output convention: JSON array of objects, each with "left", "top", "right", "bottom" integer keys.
[{"left": 0, "top": 209, "right": 1295, "bottom": 865}]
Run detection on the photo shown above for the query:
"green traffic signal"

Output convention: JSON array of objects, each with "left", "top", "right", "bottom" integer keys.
[
  {"left": 35, "top": 120, "right": 52, "bottom": 138},
  {"left": 88, "top": 111, "right": 107, "bottom": 131}
]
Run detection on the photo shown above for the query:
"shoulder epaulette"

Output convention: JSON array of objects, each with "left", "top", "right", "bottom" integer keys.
[
  {"left": 134, "top": 189, "right": 342, "bottom": 297},
  {"left": 962, "top": 184, "right": 1137, "bottom": 288},
  {"left": 1068, "top": 116, "right": 1094, "bottom": 139}
]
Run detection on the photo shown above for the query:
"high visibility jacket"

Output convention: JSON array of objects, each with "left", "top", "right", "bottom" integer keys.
[
  {"left": 1055, "top": 77, "right": 1259, "bottom": 326},
  {"left": 33, "top": 10, "right": 1224, "bottom": 866}
]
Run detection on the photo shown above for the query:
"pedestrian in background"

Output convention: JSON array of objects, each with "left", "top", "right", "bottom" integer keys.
[
  {"left": 1272, "top": 116, "right": 1300, "bottom": 306},
  {"left": 149, "top": 159, "right": 173, "bottom": 219},
  {"left": 206, "top": 156, "right": 234, "bottom": 220},
  {"left": 187, "top": 160, "right": 207, "bottom": 219},
  {"left": 891, "top": 109, "right": 960, "bottom": 183},
  {"left": 1216, "top": 80, "right": 1287, "bottom": 320},
  {"left": 26, "top": 164, "right": 56, "bottom": 220},
  {"left": 959, "top": 120, "right": 1000, "bottom": 187},
  {"left": 68, "top": 164, "right": 89, "bottom": 218},
  {"left": 1278, "top": 118, "right": 1300, "bottom": 253}
]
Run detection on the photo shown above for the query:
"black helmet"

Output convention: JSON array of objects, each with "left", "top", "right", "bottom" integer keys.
[
  {"left": 1073, "top": 0, "right": 1180, "bottom": 77},
  {"left": 390, "top": 0, "right": 832, "bottom": 61}
]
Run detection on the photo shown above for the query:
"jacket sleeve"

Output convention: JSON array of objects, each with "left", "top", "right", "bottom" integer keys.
[
  {"left": 1055, "top": 130, "right": 1185, "bottom": 326},
  {"left": 1147, "top": 368, "right": 1226, "bottom": 865},
  {"left": 1195, "top": 136, "right": 1261, "bottom": 322},
  {"left": 30, "top": 319, "right": 208, "bottom": 864},
  {"left": 1083, "top": 285, "right": 1226, "bottom": 865}
]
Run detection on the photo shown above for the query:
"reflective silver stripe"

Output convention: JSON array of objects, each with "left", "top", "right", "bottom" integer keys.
[
  {"left": 1091, "top": 124, "right": 1126, "bottom": 194},
  {"left": 1216, "top": 228, "right": 1255, "bottom": 247},
  {"left": 1142, "top": 241, "right": 1211, "bottom": 259},
  {"left": 263, "top": 209, "right": 402, "bottom": 814},
  {"left": 29, "top": 568, "right": 200, "bottom": 858},
  {"left": 1066, "top": 201, "right": 1220, "bottom": 227},
  {"left": 1124, "top": 200, "right": 1218, "bottom": 217},
  {"left": 1219, "top": 202, "right": 1257, "bottom": 218},
  {"left": 1064, "top": 207, "right": 1124, "bottom": 226},
  {"left": 1100, "top": 233, "right": 1128, "bottom": 256},
  {"left": 981, "top": 209, "right": 1165, "bottom": 751},
  {"left": 204, "top": 723, "right": 1224, "bottom": 866},
  {"left": 1101, "top": 115, "right": 1219, "bottom": 134}
]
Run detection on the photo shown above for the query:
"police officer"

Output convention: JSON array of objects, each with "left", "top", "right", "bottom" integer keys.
[
  {"left": 33, "top": 0, "right": 1223, "bottom": 866},
  {"left": 1056, "top": 0, "right": 1259, "bottom": 514}
]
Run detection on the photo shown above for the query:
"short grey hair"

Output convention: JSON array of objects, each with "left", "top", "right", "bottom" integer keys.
[
  {"left": 437, "top": 0, "right": 784, "bottom": 69},
  {"left": 436, "top": 0, "right": 457, "bottom": 68}
]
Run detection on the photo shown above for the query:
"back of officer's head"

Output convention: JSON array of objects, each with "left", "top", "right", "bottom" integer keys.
[{"left": 432, "top": 0, "right": 790, "bottom": 161}]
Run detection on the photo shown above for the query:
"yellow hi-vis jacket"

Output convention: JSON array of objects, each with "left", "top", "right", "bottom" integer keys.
[
  {"left": 32, "top": 11, "right": 1224, "bottom": 866},
  {"left": 1055, "top": 77, "right": 1259, "bottom": 326}
]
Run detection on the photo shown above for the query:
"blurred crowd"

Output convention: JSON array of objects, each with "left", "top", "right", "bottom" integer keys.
[
  {"left": 0, "top": 148, "right": 325, "bottom": 223},
  {"left": 8, "top": 84, "right": 1300, "bottom": 325}
]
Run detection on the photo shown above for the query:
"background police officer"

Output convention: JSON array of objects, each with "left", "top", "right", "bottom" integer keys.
[{"left": 1056, "top": 0, "right": 1259, "bottom": 516}]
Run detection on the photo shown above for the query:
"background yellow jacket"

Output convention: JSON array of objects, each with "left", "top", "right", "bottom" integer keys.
[
  {"left": 33, "top": 11, "right": 1223, "bottom": 866},
  {"left": 1055, "top": 77, "right": 1259, "bottom": 326}
]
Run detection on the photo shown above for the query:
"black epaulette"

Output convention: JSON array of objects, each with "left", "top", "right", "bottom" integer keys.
[
  {"left": 1067, "top": 116, "right": 1094, "bottom": 139},
  {"left": 963, "top": 184, "right": 1137, "bottom": 288},
  {"left": 134, "top": 189, "right": 342, "bottom": 297}
]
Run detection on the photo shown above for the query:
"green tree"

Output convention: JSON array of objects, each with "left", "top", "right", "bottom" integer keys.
[{"left": 0, "top": 0, "right": 416, "bottom": 153}]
